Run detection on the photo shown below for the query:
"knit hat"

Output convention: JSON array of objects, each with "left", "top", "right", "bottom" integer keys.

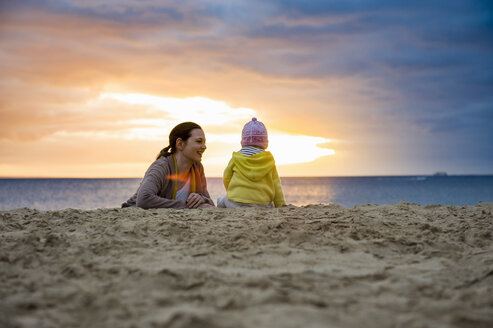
[{"left": 241, "top": 117, "right": 268, "bottom": 149}]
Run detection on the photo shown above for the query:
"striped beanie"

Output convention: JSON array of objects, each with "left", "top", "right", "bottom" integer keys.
[{"left": 241, "top": 117, "right": 268, "bottom": 149}]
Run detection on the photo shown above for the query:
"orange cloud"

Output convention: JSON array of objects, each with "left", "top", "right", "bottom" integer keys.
[{"left": 0, "top": 2, "right": 414, "bottom": 178}]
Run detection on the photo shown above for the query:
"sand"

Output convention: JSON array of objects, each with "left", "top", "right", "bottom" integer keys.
[{"left": 1, "top": 202, "right": 492, "bottom": 328}]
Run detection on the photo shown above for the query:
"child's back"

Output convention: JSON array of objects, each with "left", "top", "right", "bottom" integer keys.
[{"left": 218, "top": 118, "right": 286, "bottom": 208}]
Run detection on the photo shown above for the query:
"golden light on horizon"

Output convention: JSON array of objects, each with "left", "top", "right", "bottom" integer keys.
[
  {"left": 0, "top": 92, "right": 335, "bottom": 178},
  {"left": 203, "top": 132, "right": 334, "bottom": 167},
  {"left": 98, "top": 92, "right": 335, "bottom": 167},
  {"left": 269, "top": 133, "right": 334, "bottom": 165}
]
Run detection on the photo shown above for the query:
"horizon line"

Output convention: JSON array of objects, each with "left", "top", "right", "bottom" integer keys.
[{"left": 1, "top": 174, "right": 493, "bottom": 179}]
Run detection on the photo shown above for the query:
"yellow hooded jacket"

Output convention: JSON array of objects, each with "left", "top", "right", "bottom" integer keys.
[{"left": 223, "top": 151, "right": 286, "bottom": 207}]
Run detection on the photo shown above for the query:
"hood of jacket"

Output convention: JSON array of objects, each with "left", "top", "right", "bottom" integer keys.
[{"left": 232, "top": 151, "right": 275, "bottom": 182}]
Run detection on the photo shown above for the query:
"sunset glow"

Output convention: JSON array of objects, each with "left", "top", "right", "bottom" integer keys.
[
  {"left": 100, "top": 93, "right": 256, "bottom": 128},
  {"left": 269, "top": 134, "right": 334, "bottom": 165},
  {"left": 1, "top": 1, "right": 491, "bottom": 177},
  {"left": 97, "top": 93, "right": 336, "bottom": 168}
]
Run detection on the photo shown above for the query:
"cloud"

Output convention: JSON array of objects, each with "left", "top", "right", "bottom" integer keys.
[
  {"left": 0, "top": 0, "right": 492, "bottom": 176},
  {"left": 100, "top": 93, "right": 255, "bottom": 127}
]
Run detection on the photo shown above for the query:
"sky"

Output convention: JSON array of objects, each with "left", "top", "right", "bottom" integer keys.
[{"left": 0, "top": 0, "right": 492, "bottom": 177}]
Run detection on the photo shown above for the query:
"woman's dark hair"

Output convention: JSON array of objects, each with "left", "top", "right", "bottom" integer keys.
[{"left": 156, "top": 122, "right": 203, "bottom": 159}]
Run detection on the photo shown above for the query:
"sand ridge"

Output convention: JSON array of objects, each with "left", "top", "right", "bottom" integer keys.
[{"left": 1, "top": 202, "right": 492, "bottom": 327}]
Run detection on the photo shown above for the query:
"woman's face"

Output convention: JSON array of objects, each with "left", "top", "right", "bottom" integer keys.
[{"left": 180, "top": 128, "right": 206, "bottom": 163}]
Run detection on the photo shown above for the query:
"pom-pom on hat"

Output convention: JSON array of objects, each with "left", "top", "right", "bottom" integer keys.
[{"left": 241, "top": 117, "right": 268, "bottom": 149}]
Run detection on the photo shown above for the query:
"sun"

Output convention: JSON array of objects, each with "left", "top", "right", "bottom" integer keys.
[{"left": 268, "top": 132, "right": 335, "bottom": 165}]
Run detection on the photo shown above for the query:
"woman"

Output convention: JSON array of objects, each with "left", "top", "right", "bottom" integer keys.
[{"left": 122, "top": 122, "right": 215, "bottom": 209}]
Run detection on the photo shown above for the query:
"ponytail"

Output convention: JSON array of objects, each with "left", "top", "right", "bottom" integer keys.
[{"left": 156, "top": 146, "right": 172, "bottom": 159}]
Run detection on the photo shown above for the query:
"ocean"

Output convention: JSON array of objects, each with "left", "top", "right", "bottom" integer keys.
[{"left": 0, "top": 176, "right": 492, "bottom": 211}]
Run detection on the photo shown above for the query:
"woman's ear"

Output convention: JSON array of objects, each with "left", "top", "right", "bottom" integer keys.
[{"left": 175, "top": 138, "right": 184, "bottom": 151}]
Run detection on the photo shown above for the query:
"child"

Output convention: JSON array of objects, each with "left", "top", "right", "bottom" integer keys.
[{"left": 217, "top": 117, "right": 286, "bottom": 208}]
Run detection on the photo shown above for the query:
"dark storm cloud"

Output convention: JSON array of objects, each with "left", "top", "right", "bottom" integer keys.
[{"left": 254, "top": 0, "right": 493, "bottom": 165}]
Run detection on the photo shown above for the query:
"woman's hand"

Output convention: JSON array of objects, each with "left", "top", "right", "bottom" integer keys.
[{"left": 186, "top": 193, "right": 205, "bottom": 208}]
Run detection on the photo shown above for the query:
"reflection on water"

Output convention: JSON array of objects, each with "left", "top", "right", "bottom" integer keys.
[
  {"left": 0, "top": 176, "right": 492, "bottom": 210},
  {"left": 210, "top": 176, "right": 493, "bottom": 208},
  {"left": 278, "top": 178, "right": 336, "bottom": 206},
  {"left": 206, "top": 177, "right": 335, "bottom": 207}
]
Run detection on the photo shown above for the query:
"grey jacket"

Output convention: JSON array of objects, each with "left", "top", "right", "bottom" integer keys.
[{"left": 122, "top": 156, "right": 214, "bottom": 209}]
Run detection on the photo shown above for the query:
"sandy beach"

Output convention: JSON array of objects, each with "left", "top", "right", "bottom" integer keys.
[{"left": 1, "top": 202, "right": 492, "bottom": 327}]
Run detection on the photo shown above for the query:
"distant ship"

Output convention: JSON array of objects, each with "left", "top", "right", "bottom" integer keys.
[{"left": 432, "top": 172, "right": 448, "bottom": 176}]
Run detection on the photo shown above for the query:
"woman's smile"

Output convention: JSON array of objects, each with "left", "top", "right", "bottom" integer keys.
[{"left": 182, "top": 128, "right": 207, "bottom": 163}]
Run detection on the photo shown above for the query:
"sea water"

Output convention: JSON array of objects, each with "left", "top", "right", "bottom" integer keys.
[{"left": 0, "top": 176, "right": 492, "bottom": 211}]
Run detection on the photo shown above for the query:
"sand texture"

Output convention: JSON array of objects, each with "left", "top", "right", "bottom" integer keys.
[{"left": 1, "top": 202, "right": 492, "bottom": 328}]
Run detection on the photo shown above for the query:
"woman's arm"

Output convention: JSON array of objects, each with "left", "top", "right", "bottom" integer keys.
[
  {"left": 195, "top": 164, "right": 215, "bottom": 207},
  {"left": 136, "top": 161, "right": 187, "bottom": 209}
]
